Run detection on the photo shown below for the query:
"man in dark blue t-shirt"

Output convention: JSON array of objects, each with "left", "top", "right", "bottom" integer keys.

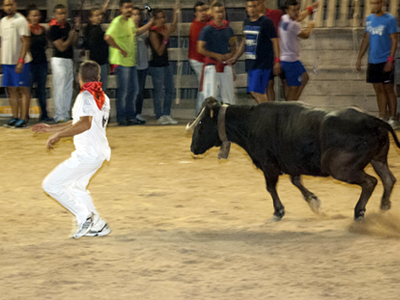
[
  {"left": 228, "top": 0, "right": 280, "bottom": 104},
  {"left": 197, "top": 2, "right": 237, "bottom": 104}
]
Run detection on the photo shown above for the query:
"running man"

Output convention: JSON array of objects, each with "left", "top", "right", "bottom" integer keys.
[
  {"left": 32, "top": 61, "right": 111, "bottom": 239},
  {"left": 279, "top": 0, "right": 314, "bottom": 101},
  {"left": 197, "top": 2, "right": 236, "bottom": 104},
  {"left": 356, "top": 0, "right": 398, "bottom": 128},
  {"left": 228, "top": 0, "right": 280, "bottom": 104}
]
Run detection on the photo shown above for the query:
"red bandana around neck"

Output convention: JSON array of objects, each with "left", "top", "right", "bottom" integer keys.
[
  {"left": 49, "top": 18, "right": 65, "bottom": 28},
  {"left": 209, "top": 20, "right": 229, "bottom": 30},
  {"left": 80, "top": 82, "right": 106, "bottom": 110},
  {"left": 29, "top": 23, "right": 42, "bottom": 34}
]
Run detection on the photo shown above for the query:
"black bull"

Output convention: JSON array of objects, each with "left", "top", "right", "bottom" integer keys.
[{"left": 189, "top": 97, "right": 400, "bottom": 221}]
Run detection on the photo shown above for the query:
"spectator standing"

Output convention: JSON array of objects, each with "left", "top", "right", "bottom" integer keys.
[
  {"left": 228, "top": 0, "right": 280, "bottom": 104},
  {"left": 148, "top": 6, "right": 180, "bottom": 125},
  {"left": 356, "top": 0, "right": 398, "bottom": 128},
  {"left": 278, "top": 0, "right": 314, "bottom": 100},
  {"left": 188, "top": 1, "right": 214, "bottom": 115},
  {"left": 197, "top": 2, "right": 236, "bottom": 105},
  {"left": 259, "top": 0, "right": 317, "bottom": 101},
  {"left": 132, "top": 7, "right": 148, "bottom": 124},
  {"left": 1, "top": 0, "right": 32, "bottom": 128},
  {"left": 27, "top": 4, "right": 52, "bottom": 123},
  {"left": 82, "top": 0, "right": 111, "bottom": 92},
  {"left": 104, "top": 0, "right": 153, "bottom": 126},
  {"left": 49, "top": 4, "right": 80, "bottom": 123}
]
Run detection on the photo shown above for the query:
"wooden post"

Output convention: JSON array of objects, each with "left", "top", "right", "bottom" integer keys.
[
  {"left": 326, "top": 0, "right": 336, "bottom": 28},
  {"left": 315, "top": 0, "right": 325, "bottom": 27},
  {"left": 351, "top": 0, "right": 360, "bottom": 27},
  {"left": 338, "top": 0, "right": 350, "bottom": 27},
  {"left": 389, "top": 0, "right": 397, "bottom": 17},
  {"left": 363, "top": 0, "right": 371, "bottom": 26}
]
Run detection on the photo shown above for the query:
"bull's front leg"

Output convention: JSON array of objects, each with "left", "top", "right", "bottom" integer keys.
[{"left": 263, "top": 167, "right": 285, "bottom": 221}]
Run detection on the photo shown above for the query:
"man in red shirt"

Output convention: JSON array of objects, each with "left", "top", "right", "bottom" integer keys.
[
  {"left": 189, "top": 0, "right": 215, "bottom": 115},
  {"left": 260, "top": 0, "right": 318, "bottom": 100}
]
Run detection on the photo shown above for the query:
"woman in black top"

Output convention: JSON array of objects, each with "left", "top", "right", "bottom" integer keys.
[
  {"left": 148, "top": 6, "right": 179, "bottom": 125},
  {"left": 27, "top": 5, "right": 52, "bottom": 122},
  {"left": 83, "top": 2, "right": 110, "bottom": 92}
]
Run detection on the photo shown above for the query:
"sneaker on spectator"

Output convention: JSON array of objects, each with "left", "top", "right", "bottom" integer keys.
[
  {"left": 136, "top": 114, "right": 146, "bottom": 122},
  {"left": 73, "top": 215, "right": 94, "bottom": 239},
  {"left": 118, "top": 120, "right": 129, "bottom": 126},
  {"left": 157, "top": 115, "right": 170, "bottom": 125},
  {"left": 14, "top": 119, "right": 28, "bottom": 128},
  {"left": 388, "top": 118, "right": 399, "bottom": 130},
  {"left": 4, "top": 117, "right": 19, "bottom": 128},
  {"left": 165, "top": 115, "right": 178, "bottom": 125},
  {"left": 42, "top": 117, "right": 54, "bottom": 123},
  {"left": 128, "top": 118, "right": 142, "bottom": 126}
]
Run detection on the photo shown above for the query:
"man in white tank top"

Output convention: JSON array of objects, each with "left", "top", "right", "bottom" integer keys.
[{"left": 32, "top": 61, "right": 111, "bottom": 239}]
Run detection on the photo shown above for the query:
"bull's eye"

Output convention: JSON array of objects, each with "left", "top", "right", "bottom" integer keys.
[{"left": 199, "top": 121, "right": 202, "bottom": 125}]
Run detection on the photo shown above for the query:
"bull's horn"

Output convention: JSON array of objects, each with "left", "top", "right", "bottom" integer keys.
[{"left": 185, "top": 107, "right": 206, "bottom": 131}]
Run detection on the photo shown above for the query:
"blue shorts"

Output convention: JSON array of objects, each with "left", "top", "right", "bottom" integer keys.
[
  {"left": 247, "top": 69, "right": 271, "bottom": 94},
  {"left": 281, "top": 61, "right": 306, "bottom": 87},
  {"left": 2, "top": 63, "right": 31, "bottom": 87}
]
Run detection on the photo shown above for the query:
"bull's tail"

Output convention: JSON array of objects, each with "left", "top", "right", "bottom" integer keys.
[{"left": 375, "top": 118, "right": 400, "bottom": 149}]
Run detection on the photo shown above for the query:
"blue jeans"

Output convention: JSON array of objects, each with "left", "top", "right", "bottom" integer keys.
[
  {"left": 31, "top": 62, "right": 48, "bottom": 120},
  {"left": 136, "top": 68, "right": 147, "bottom": 115},
  {"left": 100, "top": 64, "right": 109, "bottom": 92},
  {"left": 149, "top": 65, "right": 175, "bottom": 119},
  {"left": 115, "top": 65, "right": 138, "bottom": 123}
]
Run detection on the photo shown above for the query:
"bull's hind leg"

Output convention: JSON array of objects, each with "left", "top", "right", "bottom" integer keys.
[
  {"left": 331, "top": 169, "right": 377, "bottom": 221},
  {"left": 371, "top": 159, "right": 396, "bottom": 211},
  {"left": 263, "top": 167, "right": 285, "bottom": 221},
  {"left": 290, "top": 175, "right": 322, "bottom": 214}
]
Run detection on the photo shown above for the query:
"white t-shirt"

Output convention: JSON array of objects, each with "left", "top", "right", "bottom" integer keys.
[
  {"left": 278, "top": 14, "right": 301, "bottom": 62},
  {"left": 72, "top": 90, "right": 111, "bottom": 161},
  {"left": 0, "top": 13, "right": 32, "bottom": 64}
]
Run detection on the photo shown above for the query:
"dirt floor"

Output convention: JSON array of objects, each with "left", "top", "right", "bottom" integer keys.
[{"left": 2, "top": 120, "right": 400, "bottom": 300}]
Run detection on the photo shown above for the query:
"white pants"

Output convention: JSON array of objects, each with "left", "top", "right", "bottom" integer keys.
[
  {"left": 42, "top": 152, "right": 105, "bottom": 227},
  {"left": 189, "top": 59, "right": 204, "bottom": 115},
  {"left": 51, "top": 57, "right": 73, "bottom": 122},
  {"left": 203, "top": 65, "right": 235, "bottom": 105}
]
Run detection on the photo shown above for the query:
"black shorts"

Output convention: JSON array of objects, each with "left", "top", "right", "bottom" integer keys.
[{"left": 367, "top": 62, "right": 394, "bottom": 84}]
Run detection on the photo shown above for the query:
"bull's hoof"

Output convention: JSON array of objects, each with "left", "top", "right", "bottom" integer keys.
[
  {"left": 271, "top": 209, "right": 285, "bottom": 222},
  {"left": 381, "top": 201, "right": 391, "bottom": 211},
  {"left": 308, "top": 197, "right": 322, "bottom": 215},
  {"left": 354, "top": 210, "right": 365, "bottom": 222},
  {"left": 270, "top": 215, "right": 283, "bottom": 222},
  {"left": 355, "top": 216, "right": 364, "bottom": 222}
]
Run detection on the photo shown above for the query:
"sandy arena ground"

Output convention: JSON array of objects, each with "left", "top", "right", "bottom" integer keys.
[{"left": 2, "top": 121, "right": 400, "bottom": 300}]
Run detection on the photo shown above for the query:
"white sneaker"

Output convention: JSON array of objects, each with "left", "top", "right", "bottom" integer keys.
[
  {"left": 73, "top": 215, "right": 94, "bottom": 239},
  {"left": 136, "top": 114, "right": 146, "bottom": 122},
  {"left": 388, "top": 118, "right": 399, "bottom": 130},
  {"left": 157, "top": 116, "right": 169, "bottom": 125},
  {"left": 86, "top": 224, "right": 111, "bottom": 237},
  {"left": 165, "top": 115, "right": 178, "bottom": 125}
]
